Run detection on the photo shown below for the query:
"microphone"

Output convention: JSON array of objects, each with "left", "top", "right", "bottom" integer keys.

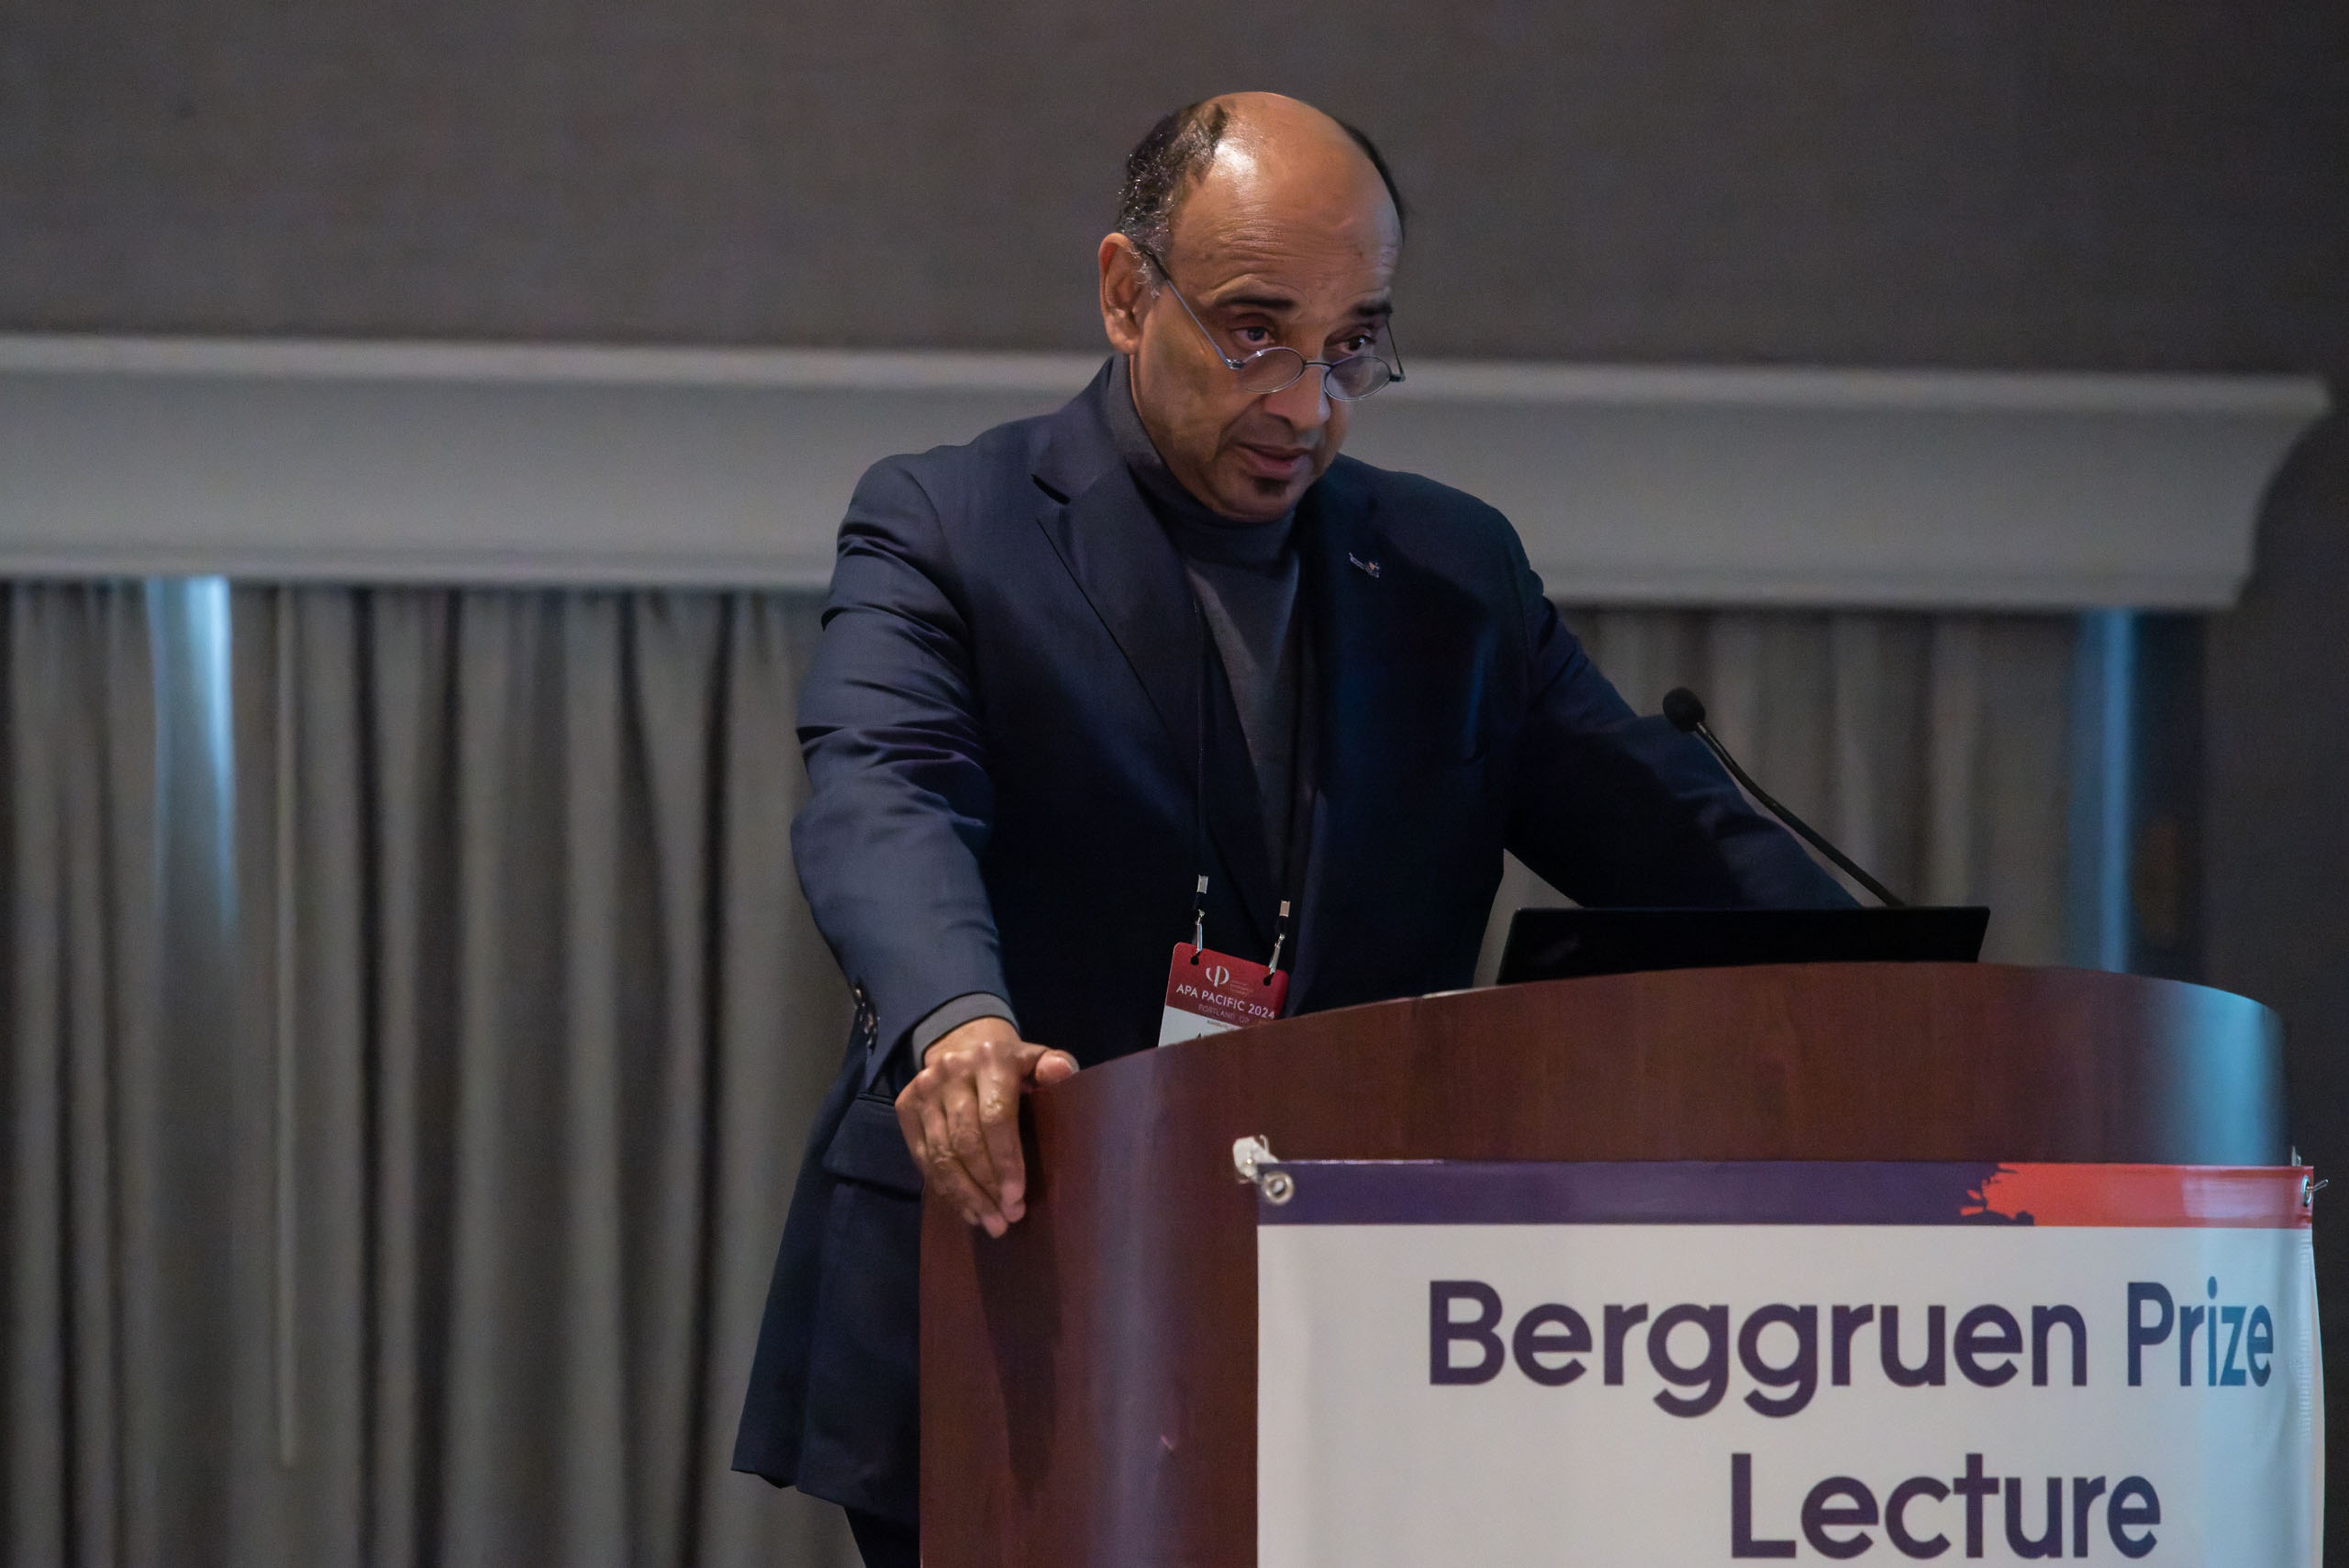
[{"left": 1661, "top": 687, "right": 1907, "bottom": 908}]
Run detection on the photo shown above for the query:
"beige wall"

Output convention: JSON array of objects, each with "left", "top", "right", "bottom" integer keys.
[{"left": 4, "top": 3, "right": 2345, "bottom": 370}]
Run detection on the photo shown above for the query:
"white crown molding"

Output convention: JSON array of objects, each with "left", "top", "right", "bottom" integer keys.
[
  {"left": 0, "top": 334, "right": 2326, "bottom": 607},
  {"left": 0, "top": 334, "right": 1111, "bottom": 394},
  {"left": 0, "top": 333, "right": 2320, "bottom": 414}
]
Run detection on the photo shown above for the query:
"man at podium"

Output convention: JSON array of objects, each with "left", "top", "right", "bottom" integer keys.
[{"left": 733, "top": 91, "right": 1850, "bottom": 1566}]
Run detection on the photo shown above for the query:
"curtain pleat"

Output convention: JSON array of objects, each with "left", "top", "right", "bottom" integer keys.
[
  {"left": 696, "top": 597, "right": 848, "bottom": 1567},
  {"left": 2, "top": 584, "right": 155, "bottom": 1568}
]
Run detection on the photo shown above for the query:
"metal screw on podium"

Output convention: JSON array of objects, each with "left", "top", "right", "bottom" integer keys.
[
  {"left": 1233, "top": 1135, "right": 1275, "bottom": 1182},
  {"left": 1232, "top": 1135, "right": 1294, "bottom": 1202}
]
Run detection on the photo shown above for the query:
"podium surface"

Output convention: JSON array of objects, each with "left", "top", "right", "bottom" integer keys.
[{"left": 920, "top": 963, "right": 2286, "bottom": 1565}]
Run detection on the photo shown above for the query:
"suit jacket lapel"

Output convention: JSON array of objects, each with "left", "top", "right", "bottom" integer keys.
[
  {"left": 1035, "top": 456, "right": 1198, "bottom": 757},
  {"left": 1031, "top": 368, "right": 1278, "bottom": 950},
  {"left": 1288, "top": 462, "right": 1385, "bottom": 1005}
]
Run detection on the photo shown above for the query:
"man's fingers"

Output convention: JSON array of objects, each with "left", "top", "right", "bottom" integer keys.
[
  {"left": 929, "top": 1157, "right": 1004, "bottom": 1238},
  {"left": 891, "top": 1021, "right": 1076, "bottom": 1238},
  {"left": 915, "top": 1084, "right": 1006, "bottom": 1236},
  {"left": 940, "top": 1074, "right": 1006, "bottom": 1211},
  {"left": 975, "top": 1062, "right": 1029, "bottom": 1219}
]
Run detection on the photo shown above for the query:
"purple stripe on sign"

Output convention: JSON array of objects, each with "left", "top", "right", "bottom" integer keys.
[{"left": 1255, "top": 1161, "right": 2026, "bottom": 1226}]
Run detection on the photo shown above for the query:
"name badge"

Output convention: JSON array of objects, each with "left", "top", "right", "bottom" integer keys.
[{"left": 1159, "top": 941, "right": 1290, "bottom": 1046}]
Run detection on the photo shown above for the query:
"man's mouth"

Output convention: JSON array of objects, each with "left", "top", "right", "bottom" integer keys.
[{"left": 1234, "top": 443, "right": 1313, "bottom": 481}]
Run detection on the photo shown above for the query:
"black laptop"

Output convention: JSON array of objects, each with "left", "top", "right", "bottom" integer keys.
[{"left": 1494, "top": 906, "right": 1990, "bottom": 986}]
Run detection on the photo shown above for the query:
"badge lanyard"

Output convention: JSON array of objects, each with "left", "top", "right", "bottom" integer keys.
[{"left": 1160, "top": 605, "right": 1310, "bottom": 1047}]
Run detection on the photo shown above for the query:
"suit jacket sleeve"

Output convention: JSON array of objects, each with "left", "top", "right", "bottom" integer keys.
[
  {"left": 1497, "top": 532, "right": 1856, "bottom": 909},
  {"left": 791, "top": 457, "right": 1013, "bottom": 1070}
]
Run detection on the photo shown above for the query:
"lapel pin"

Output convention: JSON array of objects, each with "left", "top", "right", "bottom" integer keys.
[{"left": 1348, "top": 553, "right": 1382, "bottom": 579}]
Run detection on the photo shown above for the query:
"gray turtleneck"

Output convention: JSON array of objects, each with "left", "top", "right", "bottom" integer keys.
[{"left": 1102, "top": 356, "right": 1305, "bottom": 876}]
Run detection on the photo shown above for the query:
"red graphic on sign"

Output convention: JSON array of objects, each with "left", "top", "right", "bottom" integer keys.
[{"left": 1964, "top": 1163, "right": 2314, "bottom": 1229}]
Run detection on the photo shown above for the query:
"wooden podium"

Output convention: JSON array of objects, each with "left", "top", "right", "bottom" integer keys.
[{"left": 919, "top": 963, "right": 2285, "bottom": 1565}]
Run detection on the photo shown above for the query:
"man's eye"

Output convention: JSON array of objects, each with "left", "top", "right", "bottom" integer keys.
[
  {"left": 1234, "top": 326, "right": 1275, "bottom": 346},
  {"left": 1337, "top": 334, "right": 1377, "bottom": 356}
]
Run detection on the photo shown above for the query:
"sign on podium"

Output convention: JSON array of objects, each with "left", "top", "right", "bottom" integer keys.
[{"left": 1256, "top": 1160, "right": 2320, "bottom": 1564}]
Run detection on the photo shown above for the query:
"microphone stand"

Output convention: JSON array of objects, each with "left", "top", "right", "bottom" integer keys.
[{"left": 1662, "top": 687, "right": 1907, "bottom": 909}]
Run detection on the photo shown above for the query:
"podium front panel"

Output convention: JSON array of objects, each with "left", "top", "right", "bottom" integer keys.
[{"left": 919, "top": 963, "right": 2287, "bottom": 1565}]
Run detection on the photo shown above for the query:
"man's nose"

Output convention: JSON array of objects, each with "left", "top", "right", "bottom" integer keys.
[{"left": 1259, "top": 363, "right": 1332, "bottom": 432}]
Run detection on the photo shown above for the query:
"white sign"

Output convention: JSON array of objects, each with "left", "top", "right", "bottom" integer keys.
[{"left": 1257, "top": 1163, "right": 2321, "bottom": 1564}]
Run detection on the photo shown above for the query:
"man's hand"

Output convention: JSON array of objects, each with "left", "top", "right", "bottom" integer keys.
[{"left": 894, "top": 1016, "right": 1078, "bottom": 1237}]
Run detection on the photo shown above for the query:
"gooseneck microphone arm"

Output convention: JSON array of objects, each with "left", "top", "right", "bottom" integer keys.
[{"left": 1661, "top": 687, "right": 1907, "bottom": 909}]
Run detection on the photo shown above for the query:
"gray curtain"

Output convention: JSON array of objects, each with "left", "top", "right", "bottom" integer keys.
[
  {"left": 4, "top": 583, "right": 2076, "bottom": 1566},
  {"left": 2, "top": 584, "right": 160, "bottom": 1564},
  {"left": 226, "top": 587, "right": 859, "bottom": 1567}
]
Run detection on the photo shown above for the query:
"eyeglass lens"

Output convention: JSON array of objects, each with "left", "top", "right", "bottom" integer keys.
[
  {"left": 1233, "top": 347, "right": 1394, "bottom": 401},
  {"left": 1138, "top": 244, "right": 1398, "bottom": 401}
]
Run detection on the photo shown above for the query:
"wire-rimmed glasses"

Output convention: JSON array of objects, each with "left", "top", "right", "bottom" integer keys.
[{"left": 1134, "top": 242, "right": 1404, "bottom": 401}]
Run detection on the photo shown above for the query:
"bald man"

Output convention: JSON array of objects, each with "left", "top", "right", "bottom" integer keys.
[{"left": 734, "top": 94, "right": 1847, "bottom": 1564}]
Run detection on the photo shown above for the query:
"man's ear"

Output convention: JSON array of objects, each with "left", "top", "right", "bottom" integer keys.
[{"left": 1097, "top": 234, "right": 1151, "bottom": 356}]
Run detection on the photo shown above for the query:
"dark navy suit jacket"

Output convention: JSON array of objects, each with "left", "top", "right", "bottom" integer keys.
[{"left": 732, "top": 363, "right": 1849, "bottom": 1522}]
